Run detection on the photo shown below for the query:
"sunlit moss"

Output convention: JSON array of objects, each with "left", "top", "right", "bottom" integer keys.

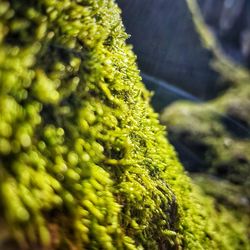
[{"left": 0, "top": 0, "right": 249, "bottom": 249}]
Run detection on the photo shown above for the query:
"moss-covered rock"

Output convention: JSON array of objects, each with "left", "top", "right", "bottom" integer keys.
[
  {"left": 161, "top": 84, "right": 250, "bottom": 187},
  {"left": 161, "top": 1, "right": 250, "bottom": 246},
  {"left": 160, "top": 82, "right": 250, "bottom": 248},
  {"left": 161, "top": 0, "right": 250, "bottom": 198},
  {"left": 191, "top": 174, "right": 249, "bottom": 213},
  {"left": 0, "top": 0, "right": 249, "bottom": 249}
]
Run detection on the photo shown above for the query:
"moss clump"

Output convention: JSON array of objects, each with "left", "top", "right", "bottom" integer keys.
[
  {"left": 0, "top": 0, "right": 249, "bottom": 249},
  {"left": 160, "top": 76, "right": 250, "bottom": 250},
  {"left": 191, "top": 174, "right": 250, "bottom": 214},
  {"left": 161, "top": 0, "right": 250, "bottom": 201},
  {"left": 161, "top": 84, "right": 250, "bottom": 189},
  {"left": 161, "top": 1, "right": 250, "bottom": 246}
]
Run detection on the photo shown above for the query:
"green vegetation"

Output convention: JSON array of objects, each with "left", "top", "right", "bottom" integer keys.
[
  {"left": 161, "top": 1, "right": 250, "bottom": 247},
  {"left": 161, "top": 0, "right": 250, "bottom": 201},
  {"left": 0, "top": 0, "right": 249, "bottom": 249},
  {"left": 192, "top": 174, "right": 249, "bottom": 214},
  {"left": 161, "top": 84, "right": 250, "bottom": 196},
  {"left": 160, "top": 60, "right": 250, "bottom": 250}
]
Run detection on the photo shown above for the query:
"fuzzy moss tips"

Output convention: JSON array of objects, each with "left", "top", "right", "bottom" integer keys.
[{"left": 0, "top": 0, "right": 249, "bottom": 249}]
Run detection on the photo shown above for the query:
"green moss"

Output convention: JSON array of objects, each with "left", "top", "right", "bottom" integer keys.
[
  {"left": 161, "top": 0, "right": 250, "bottom": 200},
  {"left": 191, "top": 174, "right": 249, "bottom": 213},
  {"left": 160, "top": 2, "right": 250, "bottom": 247},
  {"left": 161, "top": 84, "right": 250, "bottom": 200},
  {"left": 160, "top": 86, "right": 250, "bottom": 249},
  {"left": 0, "top": 0, "right": 249, "bottom": 249}
]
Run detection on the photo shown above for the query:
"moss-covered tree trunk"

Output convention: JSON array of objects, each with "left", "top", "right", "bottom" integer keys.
[{"left": 0, "top": 0, "right": 248, "bottom": 249}]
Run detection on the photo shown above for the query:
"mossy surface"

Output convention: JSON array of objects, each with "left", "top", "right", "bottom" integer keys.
[
  {"left": 161, "top": 84, "right": 250, "bottom": 187},
  {"left": 161, "top": 0, "right": 250, "bottom": 201},
  {"left": 191, "top": 174, "right": 249, "bottom": 214},
  {"left": 161, "top": 1, "right": 250, "bottom": 247},
  {"left": 160, "top": 81, "right": 250, "bottom": 250},
  {"left": 0, "top": 0, "right": 249, "bottom": 249}
]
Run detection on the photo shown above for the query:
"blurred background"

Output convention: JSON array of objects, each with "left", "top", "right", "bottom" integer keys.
[{"left": 117, "top": 0, "right": 250, "bottom": 228}]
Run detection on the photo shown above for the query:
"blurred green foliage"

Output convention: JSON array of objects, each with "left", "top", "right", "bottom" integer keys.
[
  {"left": 161, "top": 1, "right": 250, "bottom": 247},
  {"left": 161, "top": 84, "right": 250, "bottom": 195},
  {"left": 161, "top": 0, "right": 250, "bottom": 199}
]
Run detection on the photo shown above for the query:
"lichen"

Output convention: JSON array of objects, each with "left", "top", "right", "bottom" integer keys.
[{"left": 0, "top": 0, "right": 249, "bottom": 249}]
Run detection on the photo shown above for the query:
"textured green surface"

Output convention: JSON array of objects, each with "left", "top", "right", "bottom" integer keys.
[
  {"left": 161, "top": 84, "right": 250, "bottom": 191},
  {"left": 0, "top": 0, "right": 249, "bottom": 249},
  {"left": 161, "top": 1, "right": 250, "bottom": 248},
  {"left": 160, "top": 80, "right": 250, "bottom": 250},
  {"left": 161, "top": 0, "right": 250, "bottom": 202}
]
